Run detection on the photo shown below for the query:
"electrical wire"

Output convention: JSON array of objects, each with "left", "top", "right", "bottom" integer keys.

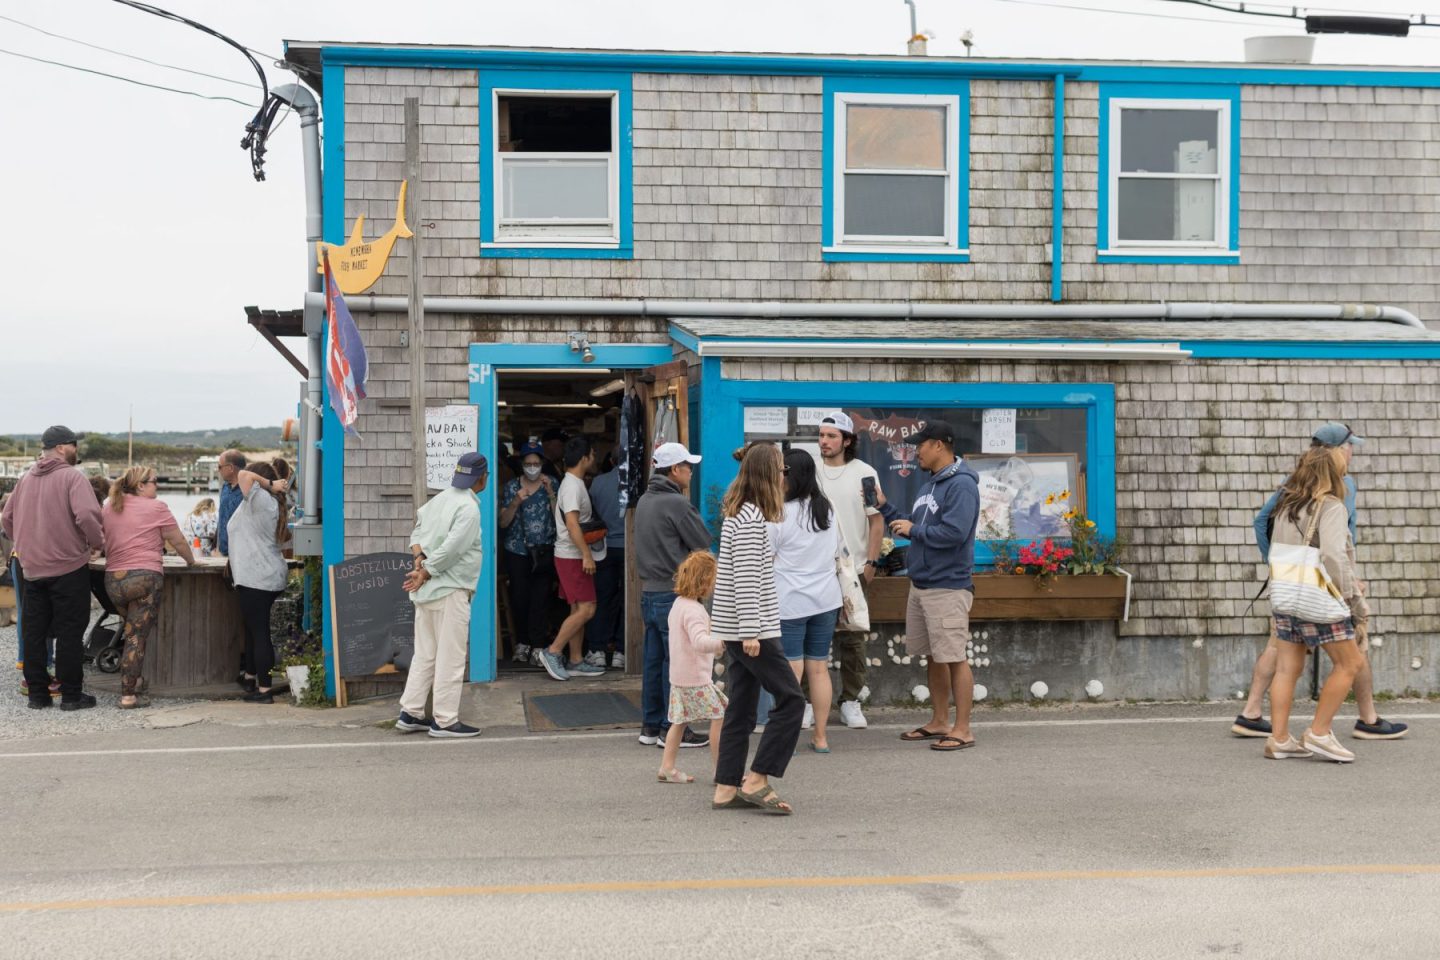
[
  {"left": 0, "top": 46, "right": 253, "bottom": 105},
  {"left": 985, "top": 0, "right": 1297, "bottom": 28},
  {"left": 0, "top": 12, "right": 258, "bottom": 88},
  {"left": 1154, "top": 0, "right": 1440, "bottom": 28}
]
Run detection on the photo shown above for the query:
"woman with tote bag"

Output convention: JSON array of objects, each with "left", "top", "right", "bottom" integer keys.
[{"left": 1264, "top": 445, "right": 1367, "bottom": 763}]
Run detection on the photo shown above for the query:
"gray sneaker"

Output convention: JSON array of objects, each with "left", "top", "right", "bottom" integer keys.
[
  {"left": 534, "top": 648, "right": 569, "bottom": 681},
  {"left": 566, "top": 659, "right": 605, "bottom": 678}
]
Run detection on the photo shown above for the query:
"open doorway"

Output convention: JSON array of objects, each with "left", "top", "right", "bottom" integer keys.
[{"left": 494, "top": 369, "right": 629, "bottom": 676}]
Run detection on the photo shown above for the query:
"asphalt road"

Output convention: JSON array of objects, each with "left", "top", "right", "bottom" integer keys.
[{"left": 2, "top": 707, "right": 1438, "bottom": 960}]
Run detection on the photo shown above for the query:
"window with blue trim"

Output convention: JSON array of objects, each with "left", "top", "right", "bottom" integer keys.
[
  {"left": 821, "top": 77, "right": 969, "bottom": 263},
  {"left": 479, "top": 69, "right": 632, "bottom": 258},
  {"left": 1098, "top": 84, "right": 1241, "bottom": 264}
]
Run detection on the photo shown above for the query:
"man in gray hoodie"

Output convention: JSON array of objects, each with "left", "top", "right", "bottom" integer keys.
[
  {"left": 1, "top": 426, "right": 105, "bottom": 710},
  {"left": 633, "top": 442, "right": 713, "bottom": 748},
  {"left": 877, "top": 420, "right": 981, "bottom": 753}
]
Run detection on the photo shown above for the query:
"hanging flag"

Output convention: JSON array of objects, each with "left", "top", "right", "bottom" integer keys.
[{"left": 324, "top": 253, "right": 368, "bottom": 436}]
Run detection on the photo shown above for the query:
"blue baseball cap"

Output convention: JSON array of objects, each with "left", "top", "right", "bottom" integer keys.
[
  {"left": 452, "top": 451, "right": 489, "bottom": 487},
  {"left": 1312, "top": 422, "right": 1364, "bottom": 447}
]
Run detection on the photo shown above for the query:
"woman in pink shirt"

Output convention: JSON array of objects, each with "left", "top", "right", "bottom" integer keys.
[
  {"left": 658, "top": 550, "right": 725, "bottom": 784},
  {"left": 102, "top": 466, "right": 194, "bottom": 708}
]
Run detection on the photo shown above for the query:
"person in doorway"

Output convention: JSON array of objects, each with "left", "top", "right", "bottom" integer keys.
[
  {"left": 634, "top": 442, "right": 713, "bottom": 749},
  {"left": 711, "top": 443, "right": 805, "bottom": 815},
  {"left": 214, "top": 449, "right": 247, "bottom": 558},
  {"left": 395, "top": 452, "right": 487, "bottom": 739},
  {"left": 539, "top": 428, "right": 568, "bottom": 482},
  {"left": 102, "top": 467, "right": 194, "bottom": 708},
  {"left": 771, "top": 450, "right": 842, "bottom": 753},
  {"left": 877, "top": 420, "right": 981, "bottom": 753},
  {"left": 2, "top": 426, "right": 105, "bottom": 711},
  {"left": 815, "top": 411, "right": 884, "bottom": 729},
  {"left": 1262, "top": 445, "right": 1366, "bottom": 762},
  {"left": 583, "top": 455, "right": 627, "bottom": 670},
  {"left": 498, "top": 442, "right": 557, "bottom": 666},
  {"left": 657, "top": 550, "right": 725, "bottom": 784},
  {"left": 1232, "top": 422, "right": 1407, "bottom": 741},
  {"left": 183, "top": 498, "right": 219, "bottom": 557},
  {"left": 534, "top": 437, "right": 606, "bottom": 680},
  {"left": 228, "top": 460, "right": 291, "bottom": 703}
]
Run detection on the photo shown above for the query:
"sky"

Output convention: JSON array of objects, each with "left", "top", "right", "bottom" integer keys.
[{"left": 4, "top": 0, "right": 1440, "bottom": 434}]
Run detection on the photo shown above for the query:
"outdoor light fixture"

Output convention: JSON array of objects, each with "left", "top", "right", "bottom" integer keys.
[
  {"left": 1305, "top": 15, "right": 1409, "bottom": 36},
  {"left": 568, "top": 332, "right": 596, "bottom": 363}
]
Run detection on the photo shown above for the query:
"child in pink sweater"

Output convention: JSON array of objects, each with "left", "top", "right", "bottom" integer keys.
[{"left": 659, "top": 551, "right": 726, "bottom": 784}]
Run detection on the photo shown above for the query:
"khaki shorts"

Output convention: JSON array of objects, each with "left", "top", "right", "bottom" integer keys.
[{"left": 905, "top": 587, "right": 974, "bottom": 663}]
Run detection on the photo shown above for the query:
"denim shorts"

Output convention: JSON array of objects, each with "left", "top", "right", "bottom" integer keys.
[{"left": 779, "top": 608, "right": 840, "bottom": 662}]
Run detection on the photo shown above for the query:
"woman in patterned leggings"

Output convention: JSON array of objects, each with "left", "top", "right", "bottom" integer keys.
[{"left": 101, "top": 467, "right": 195, "bottom": 707}]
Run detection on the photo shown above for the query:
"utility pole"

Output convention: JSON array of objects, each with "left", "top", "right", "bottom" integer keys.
[
  {"left": 127, "top": 406, "right": 134, "bottom": 469},
  {"left": 405, "top": 98, "right": 428, "bottom": 514}
]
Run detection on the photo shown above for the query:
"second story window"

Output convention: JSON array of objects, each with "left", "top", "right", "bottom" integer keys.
[
  {"left": 832, "top": 93, "right": 962, "bottom": 254},
  {"left": 493, "top": 91, "right": 618, "bottom": 244}
]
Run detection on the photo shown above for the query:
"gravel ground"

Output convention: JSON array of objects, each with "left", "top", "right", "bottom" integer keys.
[{"left": 0, "top": 622, "right": 158, "bottom": 740}]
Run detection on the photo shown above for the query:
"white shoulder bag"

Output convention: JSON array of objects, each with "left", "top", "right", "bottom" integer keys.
[
  {"left": 832, "top": 507, "right": 871, "bottom": 633},
  {"left": 1267, "top": 500, "right": 1351, "bottom": 624}
]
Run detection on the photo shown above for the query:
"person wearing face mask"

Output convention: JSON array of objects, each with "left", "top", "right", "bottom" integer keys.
[
  {"left": 498, "top": 443, "right": 558, "bottom": 665},
  {"left": 2, "top": 426, "right": 105, "bottom": 711}
]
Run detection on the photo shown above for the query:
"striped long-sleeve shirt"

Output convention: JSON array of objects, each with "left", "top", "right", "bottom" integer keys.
[{"left": 711, "top": 503, "right": 781, "bottom": 643}]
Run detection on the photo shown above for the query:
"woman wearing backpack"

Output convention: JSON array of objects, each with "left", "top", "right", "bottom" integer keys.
[{"left": 1265, "top": 445, "right": 1366, "bottom": 763}]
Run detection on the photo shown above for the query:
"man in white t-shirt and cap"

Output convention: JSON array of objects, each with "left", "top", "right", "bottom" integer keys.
[{"left": 815, "top": 411, "right": 884, "bottom": 729}]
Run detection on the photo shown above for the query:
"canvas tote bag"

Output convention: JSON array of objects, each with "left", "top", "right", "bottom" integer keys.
[
  {"left": 832, "top": 508, "right": 871, "bottom": 632},
  {"left": 1268, "top": 500, "right": 1351, "bottom": 624}
]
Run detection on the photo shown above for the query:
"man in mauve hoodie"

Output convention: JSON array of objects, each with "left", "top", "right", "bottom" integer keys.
[{"left": 1, "top": 425, "right": 104, "bottom": 710}]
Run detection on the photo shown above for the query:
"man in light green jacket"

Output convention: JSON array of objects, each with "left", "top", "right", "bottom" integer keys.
[{"left": 395, "top": 452, "right": 487, "bottom": 739}]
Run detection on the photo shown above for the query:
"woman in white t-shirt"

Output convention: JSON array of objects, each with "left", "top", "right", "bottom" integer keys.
[{"left": 769, "top": 449, "right": 843, "bottom": 753}]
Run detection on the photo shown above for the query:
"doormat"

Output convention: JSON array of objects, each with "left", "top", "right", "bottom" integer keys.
[{"left": 523, "top": 689, "right": 644, "bottom": 732}]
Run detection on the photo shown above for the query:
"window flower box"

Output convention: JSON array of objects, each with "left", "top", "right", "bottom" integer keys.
[{"left": 865, "top": 572, "right": 1131, "bottom": 623}]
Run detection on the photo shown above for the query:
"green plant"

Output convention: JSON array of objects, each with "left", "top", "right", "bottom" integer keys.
[
  {"left": 274, "top": 560, "right": 332, "bottom": 707},
  {"left": 981, "top": 493, "right": 1126, "bottom": 583}
]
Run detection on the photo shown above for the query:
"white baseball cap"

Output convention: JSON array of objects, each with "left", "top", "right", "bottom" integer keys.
[
  {"left": 821, "top": 411, "right": 855, "bottom": 434},
  {"left": 653, "top": 442, "right": 702, "bottom": 469}
]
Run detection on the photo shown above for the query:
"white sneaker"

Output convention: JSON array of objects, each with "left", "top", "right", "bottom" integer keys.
[
  {"left": 839, "top": 700, "right": 868, "bottom": 729},
  {"left": 1303, "top": 728, "right": 1356, "bottom": 763},
  {"left": 583, "top": 651, "right": 607, "bottom": 668},
  {"left": 1263, "top": 735, "right": 1312, "bottom": 760},
  {"left": 611, "top": 652, "right": 626, "bottom": 670},
  {"left": 512, "top": 644, "right": 531, "bottom": 664},
  {"left": 802, "top": 703, "right": 814, "bottom": 729}
]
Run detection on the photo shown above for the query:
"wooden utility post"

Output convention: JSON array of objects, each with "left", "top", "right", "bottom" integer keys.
[{"left": 404, "top": 98, "right": 428, "bottom": 514}]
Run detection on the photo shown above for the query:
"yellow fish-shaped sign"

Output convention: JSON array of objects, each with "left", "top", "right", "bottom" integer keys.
[{"left": 315, "top": 180, "right": 414, "bottom": 294}]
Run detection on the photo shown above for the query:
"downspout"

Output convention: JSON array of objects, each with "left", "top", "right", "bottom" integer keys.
[
  {"left": 1051, "top": 72, "right": 1065, "bottom": 303},
  {"left": 272, "top": 83, "right": 324, "bottom": 535},
  {"left": 323, "top": 294, "right": 1427, "bottom": 330}
]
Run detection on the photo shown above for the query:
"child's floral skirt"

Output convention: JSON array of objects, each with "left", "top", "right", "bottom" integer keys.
[{"left": 668, "top": 683, "right": 728, "bottom": 724}]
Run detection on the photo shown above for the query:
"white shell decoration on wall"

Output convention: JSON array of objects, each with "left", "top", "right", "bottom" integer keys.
[
  {"left": 973, "top": 683, "right": 988, "bottom": 701},
  {"left": 1030, "top": 680, "right": 1049, "bottom": 699},
  {"left": 1085, "top": 679, "right": 1104, "bottom": 698},
  {"left": 912, "top": 684, "right": 930, "bottom": 703}
]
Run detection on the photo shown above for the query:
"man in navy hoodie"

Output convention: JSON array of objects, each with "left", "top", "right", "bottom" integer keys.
[{"left": 877, "top": 420, "right": 981, "bottom": 753}]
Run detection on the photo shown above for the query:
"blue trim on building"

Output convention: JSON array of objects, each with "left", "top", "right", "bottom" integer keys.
[
  {"left": 465, "top": 342, "right": 674, "bottom": 682},
  {"left": 1097, "top": 81, "right": 1242, "bottom": 263},
  {"left": 698, "top": 376, "right": 1118, "bottom": 563},
  {"left": 478, "top": 68, "right": 633, "bottom": 260},
  {"left": 820, "top": 75, "right": 970, "bottom": 263},
  {"left": 317, "top": 47, "right": 1440, "bottom": 90},
  {"left": 1051, "top": 72, "right": 1065, "bottom": 303},
  {"left": 320, "top": 61, "right": 346, "bottom": 700}
]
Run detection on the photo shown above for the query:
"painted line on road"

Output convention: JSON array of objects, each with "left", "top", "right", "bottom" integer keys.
[
  {"left": 3, "top": 863, "right": 1440, "bottom": 914},
  {"left": 1, "top": 713, "right": 1435, "bottom": 760}
]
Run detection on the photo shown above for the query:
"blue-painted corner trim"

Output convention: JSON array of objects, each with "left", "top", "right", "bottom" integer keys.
[
  {"left": 478, "top": 68, "right": 633, "bottom": 260},
  {"left": 320, "top": 60, "right": 346, "bottom": 700},
  {"left": 1051, "top": 73, "right": 1065, "bottom": 302},
  {"left": 821, "top": 75, "right": 970, "bottom": 264}
]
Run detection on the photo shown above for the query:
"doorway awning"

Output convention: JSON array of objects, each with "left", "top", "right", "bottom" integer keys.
[
  {"left": 668, "top": 317, "right": 1440, "bottom": 362},
  {"left": 244, "top": 306, "right": 308, "bottom": 378}
]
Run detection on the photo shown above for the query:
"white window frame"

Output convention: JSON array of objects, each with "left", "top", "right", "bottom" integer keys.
[
  {"left": 826, "top": 92, "right": 964, "bottom": 256},
  {"left": 488, "top": 88, "right": 620, "bottom": 248},
  {"left": 1105, "top": 97, "right": 1232, "bottom": 257}
]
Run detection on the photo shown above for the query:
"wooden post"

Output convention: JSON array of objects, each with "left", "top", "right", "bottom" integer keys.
[{"left": 405, "top": 98, "right": 428, "bottom": 516}]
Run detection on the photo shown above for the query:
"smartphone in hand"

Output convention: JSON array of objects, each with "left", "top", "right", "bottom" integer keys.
[{"left": 861, "top": 476, "right": 878, "bottom": 508}]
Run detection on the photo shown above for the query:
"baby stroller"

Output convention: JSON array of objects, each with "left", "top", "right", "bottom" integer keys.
[{"left": 83, "top": 570, "right": 124, "bottom": 673}]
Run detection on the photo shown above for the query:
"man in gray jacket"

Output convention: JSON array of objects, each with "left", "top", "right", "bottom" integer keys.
[{"left": 634, "top": 442, "right": 713, "bottom": 748}]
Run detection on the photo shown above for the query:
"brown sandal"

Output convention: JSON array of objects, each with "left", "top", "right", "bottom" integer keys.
[
  {"left": 931, "top": 736, "right": 975, "bottom": 752},
  {"left": 900, "top": 727, "right": 947, "bottom": 742},
  {"left": 738, "top": 784, "right": 793, "bottom": 815}
]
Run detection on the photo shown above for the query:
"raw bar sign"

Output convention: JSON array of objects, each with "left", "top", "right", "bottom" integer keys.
[{"left": 426, "top": 404, "right": 480, "bottom": 491}]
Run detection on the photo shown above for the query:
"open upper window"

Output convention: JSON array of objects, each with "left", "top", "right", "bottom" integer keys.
[
  {"left": 494, "top": 92, "right": 617, "bottom": 243},
  {"left": 1102, "top": 94, "right": 1238, "bottom": 262},
  {"left": 822, "top": 81, "right": 969, "bottom": 262}
]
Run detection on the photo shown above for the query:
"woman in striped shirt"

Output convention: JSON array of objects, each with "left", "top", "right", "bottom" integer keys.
[{"left": 711, "top": 442, "right": 806, "bottom": 816}]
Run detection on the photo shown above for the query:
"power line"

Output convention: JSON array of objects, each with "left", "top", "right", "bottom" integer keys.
[
  {"left": 0, "top": 12, "right": 258, "bottom": 88},
  {"left": 1154, "top": 0, "right": 1440, "bottom": 28},
  {"left": 0, "top": 46, "right": 253, "bottom": 106},
  {"left": 985, "top": 0, "right": 1298, "bottom": 28}
]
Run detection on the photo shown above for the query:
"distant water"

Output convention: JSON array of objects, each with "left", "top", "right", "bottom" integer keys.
[{"left": 159, "top": 491, "right": 210, "bottom": 523}]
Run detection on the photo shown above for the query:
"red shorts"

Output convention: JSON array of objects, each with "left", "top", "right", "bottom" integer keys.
[{"left": 554, "top": 557, "right": 596, "bottom": 604}]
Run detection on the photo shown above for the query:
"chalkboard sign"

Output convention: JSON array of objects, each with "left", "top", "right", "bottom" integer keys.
[{"left": 329, "top": 553, "right": 416, "bottom": 694}]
